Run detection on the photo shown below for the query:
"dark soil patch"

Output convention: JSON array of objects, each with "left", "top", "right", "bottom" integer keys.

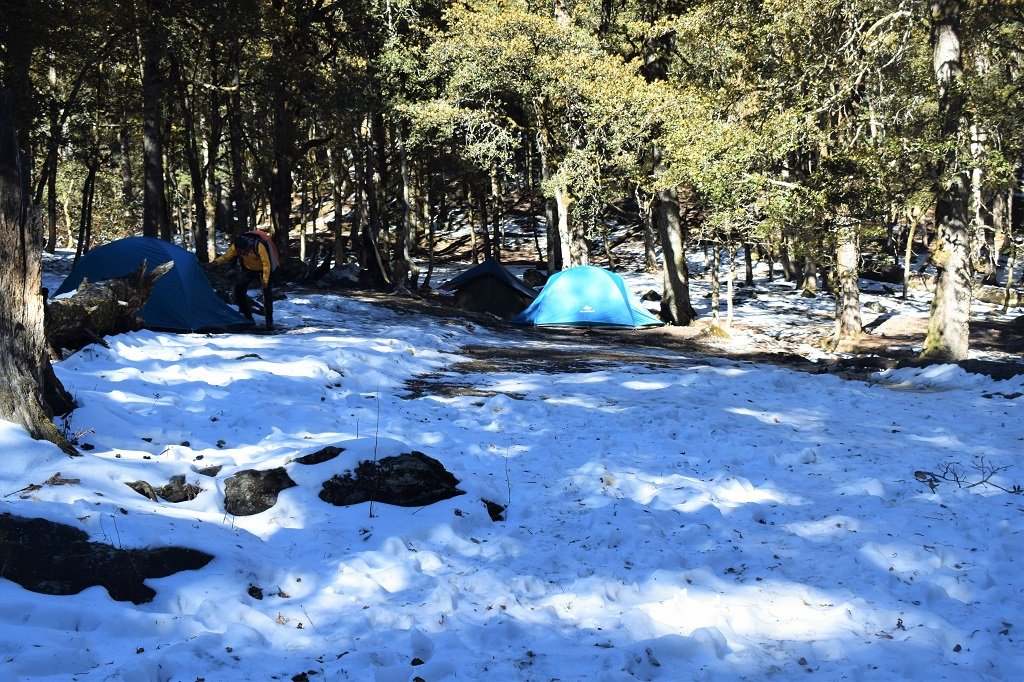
[{"left": 351, "top": 288, "right": 1024, "bottom": 397}]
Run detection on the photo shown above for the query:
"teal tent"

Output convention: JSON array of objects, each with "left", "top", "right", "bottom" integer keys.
[
  {"left": 54, "top": 237, "right": 252, "bottom": 332},
  {"left": 511, "top": 265, "right": 663, "bottom": 328}
]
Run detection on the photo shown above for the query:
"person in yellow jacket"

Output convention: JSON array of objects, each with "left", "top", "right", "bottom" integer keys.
[{"left": 205, "top": 233, "right": 275, "bottom": 330}]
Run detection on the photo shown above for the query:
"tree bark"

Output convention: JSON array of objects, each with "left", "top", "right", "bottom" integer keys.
[
  {"left": 743, "top": 242, "right": 754, "bottom": 287},
  {"left": 710, "top": 242, "right": 721, "bottom": 326},
  {"left": 636, "top": 188, "right": 658, "bottom": 273},
  {"left": 46, "top": 261, "right": 173, "bottom": 354},
  {"left": 0, "top": 89, "right": 76, "bottom": 455},
  {"left": 922, "top": 0, "right": 973, "bottom": 361},
  {"left": 45, "top": 81, "right": 59, "bottom": 252},
  {"left": 202, "top": 37, "right": 222, "bottom": 263},
  {"left": 227, "top": 25, "right": 248, "bottom": 237},
  {"left": 655, "top": 183, "right": 696, "bottom": 326},
  {"left": 269, "top": 79, "right": 298, "bottom": 260},
  {"left": 834, "top": 219, "right": 863, "bottom": 342},
  {"left": 536, "top": 126, "right": 561, "bottom": 273},
  {"left": 169, "top": 54, "right": 207, "bottom": 258},
  {"left": 327, "top": 144, "right": 351, "bottom": 266},
  {"left": 141, "top": 0, "right": 170, "bottom": 240},
  {"left": 393, "top": 124, "right": 416, "bottom": 291}
]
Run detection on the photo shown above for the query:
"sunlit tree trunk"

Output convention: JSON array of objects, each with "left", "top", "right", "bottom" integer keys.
[
  {"left": 923, "top": 0, "right": 972, "bottom": 361},
  {"left": 535, "top": 125, "right": 561, "bottom": 273},
  {"left": 834, "top": 218, "right": 863, "bottom": 342},
  {"left": 554, "top": 181, "right": 587, "bottom": 267},
  {"left": 710, "top": 241, "right": 721, "bottom": 326},
  {"left": 655, "top": 182, "right": 695, "bottom": 325}
]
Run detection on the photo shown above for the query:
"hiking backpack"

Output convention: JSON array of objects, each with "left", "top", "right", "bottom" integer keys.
[{"left": 242, "top": 230, "right": 281, "bottom": 272}]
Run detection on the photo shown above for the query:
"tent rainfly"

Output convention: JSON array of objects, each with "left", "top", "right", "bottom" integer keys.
[
  {"left": 511, "top": 265, "right": 663, "bottom": 329},
  {"left": 441, "top": 258, "right": 537, "bottom": 320},
  {"left": 54, "top": 237, "right": 252, "bottom": 332}
]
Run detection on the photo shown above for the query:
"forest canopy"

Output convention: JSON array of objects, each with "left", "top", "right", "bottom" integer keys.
[{"left": 1, "top": 0, "right": 1023, "bottom": 361}]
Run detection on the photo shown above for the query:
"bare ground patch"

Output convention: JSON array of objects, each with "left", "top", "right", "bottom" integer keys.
[{"left": 342, "top": 289, "right": 1024, "bottom": 398}]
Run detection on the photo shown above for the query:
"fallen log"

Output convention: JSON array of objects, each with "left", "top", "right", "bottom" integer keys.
[{"left": 46, "top": 260, "right": 173, "bottom": 355}]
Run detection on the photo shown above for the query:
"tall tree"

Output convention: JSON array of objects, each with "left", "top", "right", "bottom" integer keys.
[
  {"left": 141, "top": 0, "right": 170, "bottom": 239},
  {"left": 922, "top": 0, "right": 972, "bottom": 360},
  {"left": 0, "top": 88, "right": 76, "bottom": 454}
]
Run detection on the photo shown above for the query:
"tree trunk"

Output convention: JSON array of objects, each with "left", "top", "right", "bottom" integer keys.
[
  {"left": 800, "top": 256, "right": 818, "bottom": 296},
  {"left": 726, "top": 242, "right": 737, "bottom": 328},
  {"left": 201, "top": 38, "right": 222, "bottom": 263},
  {"left": 141, "top": 0, "right": 169, "bottom": 240},
  {"left": 834, "top": 219, "right": 862, "bottom": 342},
  {"left": 1002, "top": 200, "right": 1016, "bottom": 313},
  {"left": 45, "top": 87, "right": 58, "bottom": 252},
  {"left": 902, "top": 215, "right": 917, "bottom": 299},
  {"left": 490, "top": 169, "right": 503, "bottom": 261},
  {"left": 118, "top": 119, "right": 139, "bottom": 229},
  {"left": 227, "top": 31, "right": 248, "bottom": 237},
  {"left": 536, "top": 127, "right": 561, "bottom": 273},
  {"left": 923, "top": 0, "right": 973, "bottom": 361},
  {"left": 359, "top": 114, "right": 390, "bottom": 288},
  {"left": 169, "top": 54, "right": 207, "bottom": 257},
  {"left": 269, "top": 80, "right": 297, "bottom": 260},
  {"left": 423, "top": 171, "right": 446, "bottom": 290},
  {"left": 0, "top": 89, "right": 76, "bottom": 455},
  {"left": 710, "top": 242, "right": 721, "bottom": 326},
  {"left": 74, "top": 161, "right": 98, "bottom": 264},
  {"left": 779, "top": 230, "right": 798, "bottom": 281},
  {"left": 655, "top": 182, "right": 696, "bottom": 325},
  {"left": 327, "top": 144, "right": 351, "bottom": 266},
  {"left": 393, "top": 124, "right": 415, "bottom": 292},
  {"left": 554, "top": 181, "right": 587, "bottom": 267},
  {"left": 639, "top": 190, "right": 658, "bottom": 273},
  {"left": 743, "top": 242, "right": 754, "bottom": 286}
]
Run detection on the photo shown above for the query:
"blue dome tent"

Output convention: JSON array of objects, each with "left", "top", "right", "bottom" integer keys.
[
  {"left": 511, "top": 265, "right": 663, "bottom": 329},
  {"left": 54, "top": 237, "right": 252, "bottom": 332}
]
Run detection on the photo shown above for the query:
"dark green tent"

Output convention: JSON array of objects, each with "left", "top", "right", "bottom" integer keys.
[{"left": 441, "top": 259, "right": 537, "bottom": 320}]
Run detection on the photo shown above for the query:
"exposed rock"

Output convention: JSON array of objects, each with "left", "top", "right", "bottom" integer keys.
[
  {"left": 316, "top": 264, "right": 361, "bottom": 288},
  {"left": 224, "top": 468, "right": 297, "bottom": 516},
  {"left": 126, "top": 474, "right": 202, "bottom": 503},
  {"left": 0, "top": 513, "right": 212, "bottom": 604},
  {"left": 640, "top": 289, "right": 661, "bottom": 302},
  {"left": 292, "top": 445, "right": 345, "bottom": 465},
  {"left": 319, "top": 451, "right": 464, "bottom": 508},
  {"left": 482, "top": 498, "right": 506, "bottom": 522},
  {"left": 522, "top": 268, "right": 547, "bottom": 288}
]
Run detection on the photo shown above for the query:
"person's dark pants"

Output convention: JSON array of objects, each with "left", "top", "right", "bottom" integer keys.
[{"left": 234, "top": 269, "right": 273, "bottom": 330}]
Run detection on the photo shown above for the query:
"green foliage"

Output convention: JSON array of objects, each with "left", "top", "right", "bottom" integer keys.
[{"left": 6, "top": 0, "right": 1023, "bottom": 281}]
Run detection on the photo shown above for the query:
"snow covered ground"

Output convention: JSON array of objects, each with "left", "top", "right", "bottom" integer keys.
[{"left": 0, "top": 251, "right": 1022, "bottom": 681}]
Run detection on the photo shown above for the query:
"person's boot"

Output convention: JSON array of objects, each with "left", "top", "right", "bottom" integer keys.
[{"left": 263, "top": 287, "right": 274, "bottom": 331}]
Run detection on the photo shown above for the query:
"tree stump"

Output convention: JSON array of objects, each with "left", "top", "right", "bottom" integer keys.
[{"left": 46, "top": 260, "right": 173, "bottom": 354}]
